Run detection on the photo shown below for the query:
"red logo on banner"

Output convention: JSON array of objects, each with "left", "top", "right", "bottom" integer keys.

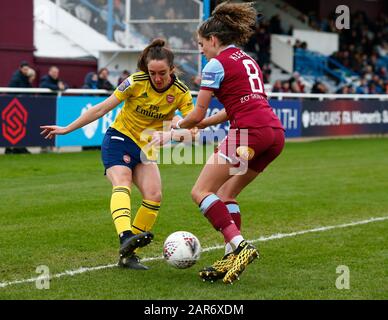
[{"left": 1, "top": 98, "right": 28, "bottom": 145}]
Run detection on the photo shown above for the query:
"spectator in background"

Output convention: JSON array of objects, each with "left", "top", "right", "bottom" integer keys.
[
  {"left": 293, "top": 39, "right": 302, "bottom": 50},
  {"left": 336, "top": 84, "right": 355, "bottom": 94},
  {"left": 8, "top": 61, "right": 32, "bottom": 88},
  {"left": 269, "top": 14, "right": 283, "bottom": 34},
  {"left": 281, "top": 81, "right": 291, "bottom": 93},
  {"left": 83, "top": 72, "right": 98, "bottom": 89},
  {"left": 257, "top": 25, "right": 271, "bottom": 65},
  {"left": 311, "top": 80, "right": 328, "bottom": 94},
  {"left": 290, "top": 80, "right": 302, "bottom": 93},
  {"left": 300, "top": 41, "right": 308, "bottom": 50},
  {"left": 6, "top": 61, "right": 33, "bottom": 154},
  {"left": 117, "top": 70, "right": 131, "bottom": 86},
  {"left": 27, "top": 67, "right": 36, "bottom": 86},
  {"left": 369, "top": 74, "right": 385, "bottom": 94},
  {"left": 355, "top": 78, "right": 369, "bottom": 94},
  {"left": 272, "top": 80, "right": 283, "bottom": 92},
  {"left": 261, "top": 63, "right": 271, "bottom": 83},
  {"left": 288, "top": 72, "right": 305, "bottom": 93},
  {"left": 97, "top": 68, "right": 115, "bottom": 90},
  {"left": 40, "top": 66, "right": 67, "bottom": 91}
]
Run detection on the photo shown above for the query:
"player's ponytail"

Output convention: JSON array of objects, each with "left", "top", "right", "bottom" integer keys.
[
  {"left": 137, "top": 38, "right": 175, "bottom": 73},
  {"left": 198, "top": 1, "right": 257, "bottom": 46}
]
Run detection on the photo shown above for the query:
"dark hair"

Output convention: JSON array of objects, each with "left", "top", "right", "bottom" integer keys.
[
  {"left": 198, "top": 1, "right": 257, "bottom": 46},
  {"left": 137, "top": 38, "right": 175, "bottom": 73},
  {"left": 98, "top": 67, "right": 109, "bottom": 75},
  {"left": 19, "top": 61, "right": 29, "bottom": 68}
]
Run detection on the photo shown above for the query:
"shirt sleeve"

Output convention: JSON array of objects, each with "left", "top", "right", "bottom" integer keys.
[
  {"left": 200, "top": 58, "right": 225, "bottom": 90},
  {"left": 178, "top": 90, "right": 194, "bottom": 117},
  {"left": 113, "top": 76, "right": 135, "bottom": 101}
]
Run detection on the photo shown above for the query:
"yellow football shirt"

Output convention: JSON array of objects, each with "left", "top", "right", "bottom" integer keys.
[{"left": 111, "top": 72, "right": 194, "bottom": 159}]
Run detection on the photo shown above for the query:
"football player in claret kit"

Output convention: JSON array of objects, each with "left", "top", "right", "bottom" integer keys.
[
  {"left": 172, "top": 2, "right": 285, "bottom": 284},
  {"left": 41, "top": 39, "right": 194, "bottom": 270}
]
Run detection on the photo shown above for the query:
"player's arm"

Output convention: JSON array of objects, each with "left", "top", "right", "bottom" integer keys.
[
  {"left": 172, "top": 89, "right": 212, "bottom": 129},
  {"left": 151, "top": 97, "right": 197, "bottom": 146},
  {"left": 170, "top": 114, "right": 192, "bottom": 142},
  {"left": 40, "top": 94, "right": 121, "bottom": 139},
  {"left": 196, "top": 109, "right": 229, "bottom": 129},
  {"left": 173, "top": 58, "right": 223, "bottom": 130}
]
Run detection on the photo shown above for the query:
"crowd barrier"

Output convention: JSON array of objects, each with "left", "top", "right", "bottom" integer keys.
[{"left": 0, "top": 88, "right": 387, "bottom": 148}]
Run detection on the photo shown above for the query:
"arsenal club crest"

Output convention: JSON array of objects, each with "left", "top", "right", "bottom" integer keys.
[
  {"left": 167, "top": 95, "right": 175, "bottom": 103},
  {"left": 123, "top": 154, "right": 131, "bottom": 164}
]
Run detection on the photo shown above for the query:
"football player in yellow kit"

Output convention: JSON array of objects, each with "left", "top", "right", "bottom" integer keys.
[{"left": 41, "top": 39, "right": 194, "bottom": 270}]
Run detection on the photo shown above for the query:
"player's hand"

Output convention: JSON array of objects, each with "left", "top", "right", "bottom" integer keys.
[
  {"left": 40, "top": 125, "right": 68, "bottom": 139},
  {"left": 171, "top": 117, "right": 181, "bottom": 129},
  {"left": 190, "top": 127, "right": 199, "bottom": 139},
  {"left": 171, "top": 128, "right": 198, "bottom": 143},
  {"left": 58, "top": 81, "right": 66, "bottom": 91},
  {"left": 149, "top": 131, "right": 172, "bottom": 147}
]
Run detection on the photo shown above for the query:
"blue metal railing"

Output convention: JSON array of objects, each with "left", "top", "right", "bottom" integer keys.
[
  {"left": 294, "top": 48, "right": 358, "bottom": 84},
  {"left": 79, "top": 0, "right": 115, "bottom": 40}
]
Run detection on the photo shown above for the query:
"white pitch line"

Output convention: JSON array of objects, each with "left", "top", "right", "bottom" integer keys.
[{"left": 1, "top": 216, "right": 387, "bottom": 289}]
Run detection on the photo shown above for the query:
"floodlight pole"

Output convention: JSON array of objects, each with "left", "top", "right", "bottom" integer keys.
[
  {"left": 125, "top": 0, "right": 131, "bottom": 48},
  {"left": 201, "top": 0, "right": 211, "bottom": 70},
  {"left": 107, "top": 0, "right": 114, "bottom": 41}
]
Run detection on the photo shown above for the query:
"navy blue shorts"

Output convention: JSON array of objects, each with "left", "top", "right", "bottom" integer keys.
[{"left": 101, "top": 127, "right": 145, "bottom": 172}]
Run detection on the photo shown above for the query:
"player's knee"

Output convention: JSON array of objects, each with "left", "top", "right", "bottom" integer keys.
[
  {"left": 216, "top": 189, "right": 236, "bottom": 203},
  {"left": 109, "top": 172, "right": 132, "bottom": 187},
  {"left": 191, "top": 186, "right": 206, "bottom": 205},
  {"left": 216, "top": 185, "right": 237, "bottom": 202},
  {"left": 144, "top": 189, "right": 162, "bottom": 203},
  {"left": 191, "top": 187, "right": 199, "bottom": 204}
]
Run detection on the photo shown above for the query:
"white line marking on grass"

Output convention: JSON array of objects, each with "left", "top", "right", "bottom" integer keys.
[{"left": 1, "top": 216, "right": 387, "bottom": 289}]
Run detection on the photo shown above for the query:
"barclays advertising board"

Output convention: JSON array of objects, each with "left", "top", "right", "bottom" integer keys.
[
  {"left": 56, "top": 97, "right": 123, "bottom": 147},
  {"left": 269, "top": 99, "right": 302, "bottom": 138}
]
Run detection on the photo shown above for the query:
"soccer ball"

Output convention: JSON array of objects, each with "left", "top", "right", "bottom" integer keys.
[{"left": 163, "top": 231, "right": 201, "bottom": 269}]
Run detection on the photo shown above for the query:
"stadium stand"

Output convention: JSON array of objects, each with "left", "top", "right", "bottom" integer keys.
[
  {"left": 254, "top": 0, "right": 388, "bottom": 94},
  {"left": 1, "top": 0, "right": 387, "bottom": 93}
]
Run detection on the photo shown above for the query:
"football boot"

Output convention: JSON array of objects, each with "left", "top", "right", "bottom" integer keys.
[
  {"left": 118, "top": 253, "right": 149, "bottom": 270},
  {"left": 223, "top": 241, "right": 259, "bottom": 284},
  {"left": 199, "top": 252, "right": 236, "bottom": 282},
  {"left": 119, "top": 231, "right": 154, "bottom": 256}
]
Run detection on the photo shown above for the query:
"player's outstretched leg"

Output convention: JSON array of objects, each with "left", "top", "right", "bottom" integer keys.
[
  {"left": 118, "top": 231, "right": 154, "bottom": 270},
  {"left": 199, "top": 252, "right": 236, "bottom": 282},
  {"left": 223, "top": 241, "right": 259, "bottom": 284},
  {"left": 119, "top": 231, "right": 154, "bottom": 256}
]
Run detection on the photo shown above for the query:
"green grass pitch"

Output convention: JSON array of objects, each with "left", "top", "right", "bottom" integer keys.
[{"left": 0, "top": 137, "right": 387, "bottom": 299}]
